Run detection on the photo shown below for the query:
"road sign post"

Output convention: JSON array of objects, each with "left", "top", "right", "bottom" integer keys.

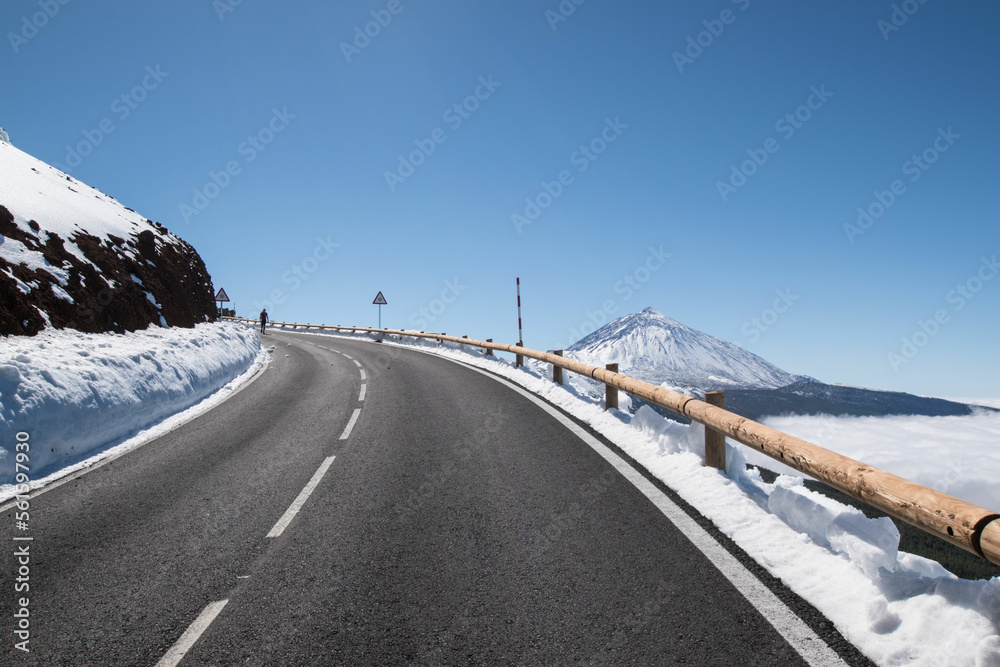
[
  {"left": 373, "top": 291, "right": 387, "bottom": 329},
  {"left": 214, "top": 287, "right": 230, "bottom": 317},
  {"left": 516, "top": 277, "right": 523, "bottom": 347}
]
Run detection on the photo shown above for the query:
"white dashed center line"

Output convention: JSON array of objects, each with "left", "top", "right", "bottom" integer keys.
[
  {"left": 339, "top": 408, "right": 361, "bottom": 440},
  {"left": 266, "top": 456, "right": 337, "bottom": 538},
  {"left": 155, "top": 599, "right": 230, "bottom": 667}
]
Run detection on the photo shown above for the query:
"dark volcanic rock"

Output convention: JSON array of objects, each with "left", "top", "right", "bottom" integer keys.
[
  {"left": 0, "top": 204, "right": 216, "bottom": 336},
  {"left": 723, "top": 381, "right": 987, "bottom": 420}
]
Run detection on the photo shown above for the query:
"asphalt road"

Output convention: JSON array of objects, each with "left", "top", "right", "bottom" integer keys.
[{"left": 1, "top": 331, "right": 872, "bottom": 666}]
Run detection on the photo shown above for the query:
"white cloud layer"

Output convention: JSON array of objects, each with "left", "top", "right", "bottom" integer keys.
[{"left": 755, "top": 409, "right": 1000, "bottom": 511}]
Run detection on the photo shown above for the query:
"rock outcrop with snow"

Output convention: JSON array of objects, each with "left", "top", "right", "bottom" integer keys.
[{"left": 0, "top": 141, "right": 216, "bottom": 336}]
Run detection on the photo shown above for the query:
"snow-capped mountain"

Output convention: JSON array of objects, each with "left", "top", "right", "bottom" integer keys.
[
  {"left": 567, "top": 307, "right": 812, "bottom": 395},
  {"left": 565, "top": 307, "right": 982, "bottom": 420},
  {"left": 0, "top": 140, "right": 216, "bottom": 335}
]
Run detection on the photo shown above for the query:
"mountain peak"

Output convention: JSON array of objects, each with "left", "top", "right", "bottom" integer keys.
[{"left": 567, "top": 308, "right": 807, "bottom": 394}]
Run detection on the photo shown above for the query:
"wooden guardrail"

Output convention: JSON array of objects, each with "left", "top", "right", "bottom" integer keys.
[{"left": 229, "top": 317, "right": 1000, "bottom": 566}]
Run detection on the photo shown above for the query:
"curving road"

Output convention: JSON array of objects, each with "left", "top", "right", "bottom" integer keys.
[{"left": 1, "top": 331, "right": 872, "bottom": 666}]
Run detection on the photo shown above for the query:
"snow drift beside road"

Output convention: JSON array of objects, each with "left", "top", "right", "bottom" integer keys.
[{"left": 0, "top": 322, "right": 263, "bottom": 487}]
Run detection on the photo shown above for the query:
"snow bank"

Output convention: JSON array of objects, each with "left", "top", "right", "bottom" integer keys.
[
  {"left": 0, "top": 322, "right": 262, "bottom": 486},
  {"left": 283, "top": 327, "right": 1000, "bottom": 667}
]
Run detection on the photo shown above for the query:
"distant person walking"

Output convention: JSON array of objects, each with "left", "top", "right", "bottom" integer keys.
[{"left": 259, "top": 308, "right": 268, "bottom": 335}]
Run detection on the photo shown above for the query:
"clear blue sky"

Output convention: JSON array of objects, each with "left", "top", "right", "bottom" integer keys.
[{"left": 3, "top": 0, "right": 998, "bottom": 397}]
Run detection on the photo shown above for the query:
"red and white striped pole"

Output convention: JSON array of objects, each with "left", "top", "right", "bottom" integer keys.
[{"left": 516, "top": 277, "right": 524, "bottom": 346}]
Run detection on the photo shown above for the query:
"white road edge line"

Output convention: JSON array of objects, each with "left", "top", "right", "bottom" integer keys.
[
  {"left": 155, "top": 599, "right": 230, "bottom": 667},
  {"left": 339, "top": 408, "right": 362, "bottom": 440},
  {"left": 422, "top": 352, "right": 849, "bottom": 667},
  {"left": 266, "top": 456, "right": 336, "bottom": 538},
  {"left": 359, "top": 384, "right": 367, "bottom": 402}
]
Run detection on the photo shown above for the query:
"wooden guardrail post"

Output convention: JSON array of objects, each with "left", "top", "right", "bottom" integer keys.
[
  {"left": 516, "top": 353, "right": 524, "bottom": 368},
  {"left": 605, "top": 363, "right": 619, "bottom": 411},
  {"left": 485, "top": 339, "right": 493, "bottom": 356},
  {"left": 553, "top": 350, "right": 563, "bottom": 385},
  {"left": 704, "top": 391, "right": 726, "bottom": 471}
]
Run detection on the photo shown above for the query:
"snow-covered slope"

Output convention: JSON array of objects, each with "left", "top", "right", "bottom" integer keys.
[
  {"left": 0, "top": 322, "right": 264, "bottom": 489},
  {"left": 0, "top": 140, "right": 216, "bottom": 335},
  {"left": 567, "top": 307, "right": 811, "bottom": 395}
]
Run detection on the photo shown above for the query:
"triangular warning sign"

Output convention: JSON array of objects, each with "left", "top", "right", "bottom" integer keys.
[
  {"left": 215, "top": 288, "right": 230, "bottom": 302},
  {"left": 372, "top": 291, "right": 387, "bottom": 305}
]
